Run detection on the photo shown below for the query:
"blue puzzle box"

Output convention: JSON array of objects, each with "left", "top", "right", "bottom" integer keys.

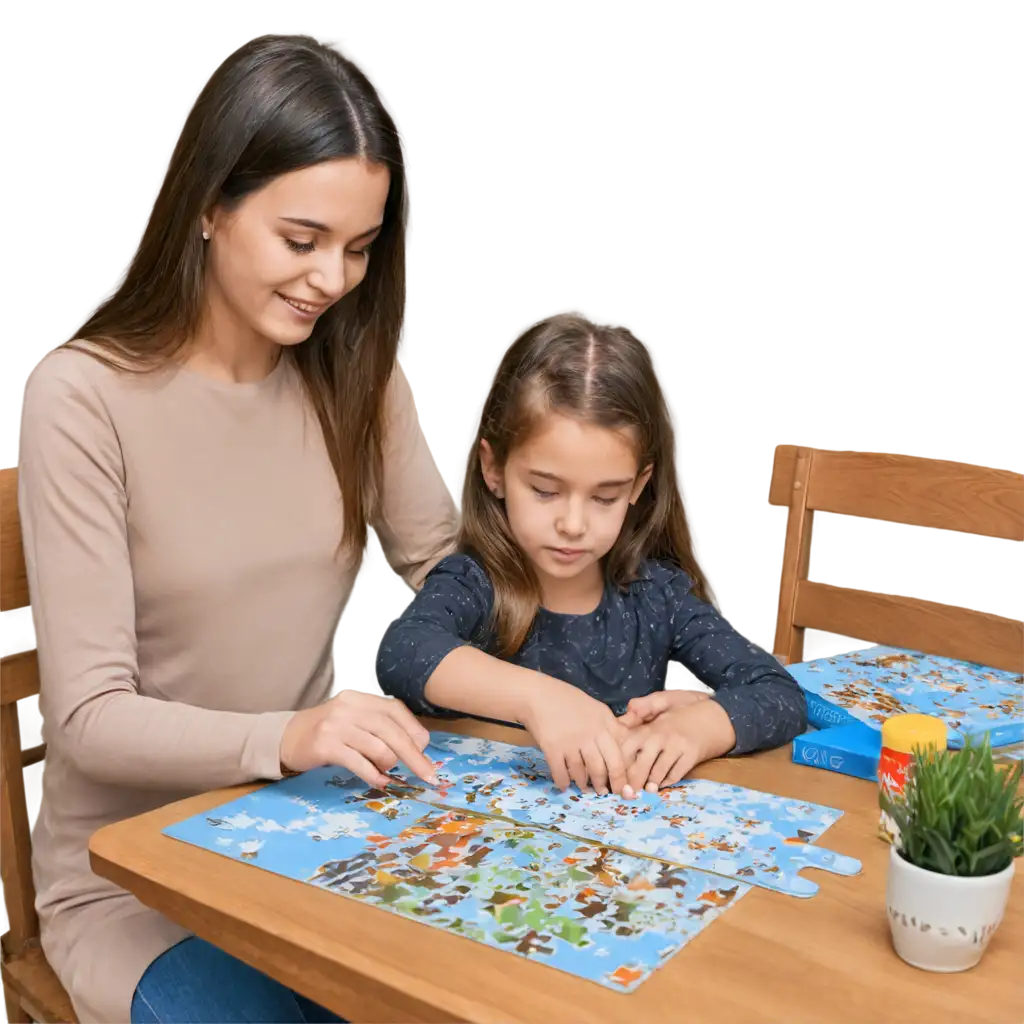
[
  {"left": 787, "top": 645, "right": 1023, "bottom": 749},
  {"left": 792, "top": 723, "right": 882, "bottom": 781}
]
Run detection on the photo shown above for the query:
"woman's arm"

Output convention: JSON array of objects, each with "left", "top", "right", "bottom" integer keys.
[
  {"left": 372, "top": 363, "right": 459, "bottom": 590},
  {"left": 665, "top": 572, "right": 807, "bottom": 754},
  {"left": 18, "top": 354, "right": 294, "bottom": 791}
]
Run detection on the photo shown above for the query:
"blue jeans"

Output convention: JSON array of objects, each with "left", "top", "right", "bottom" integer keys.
[{"left": 131, "top": 937, "right": 346, "bottom": 1023}]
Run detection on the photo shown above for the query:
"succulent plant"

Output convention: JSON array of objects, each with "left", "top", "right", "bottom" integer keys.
[{"left": 882, "top": 734, "right": 1023, "bottom": 877}]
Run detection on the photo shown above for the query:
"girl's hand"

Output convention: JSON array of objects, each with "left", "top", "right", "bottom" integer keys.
[
  {"left": 520, "top": 678, "right": 629, "bottom": 796},
  {"left": 620, "top": 699, "right": 736, "bottom": 795},
  {"left": 280, "top": 691, "right": 439, "bottom": 789},
  {"left": 617, "top": 688, "right": 710, "bottom": 728}
]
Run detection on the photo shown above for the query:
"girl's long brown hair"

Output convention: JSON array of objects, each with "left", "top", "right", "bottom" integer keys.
[
  {"left": 461, "top": 313, "right": 713, "bottom": 656},
  {"left": 63, "top": 34, "right": 408, "bottom": 557}
]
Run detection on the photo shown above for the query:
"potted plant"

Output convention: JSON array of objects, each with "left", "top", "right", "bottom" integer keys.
[{"left": 882, "top": 734, "right": 1023, "bottom": 972}]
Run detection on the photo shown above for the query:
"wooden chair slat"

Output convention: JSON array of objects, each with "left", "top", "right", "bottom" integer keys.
[
  {"left": 769, "top": 444, "right": 1024, "bottom": 540},
  {"left": 22, "top": 745, "right": 45, "bottom": 769},
  {"left": 1, "top": 651, "right": 40, "bottom": 707},
  {"left": 794, "top": 581, "right": 1024, "bottom": 674},
  {"left": 765, "top": 440, "right": 1024, "bottom": 512},
  {"left": 0, "top": 469, "right": 29, "bottom": 612},
  {"left": 772, "top": 448, "right": 814, "bottom": 664},
  {"left": 0, "top": 704, "right": 39, "bottom": 950}
]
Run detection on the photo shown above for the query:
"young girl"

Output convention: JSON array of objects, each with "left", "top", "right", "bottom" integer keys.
[{"left": 377, "top": 313, "right": 806, "bottom": 798}]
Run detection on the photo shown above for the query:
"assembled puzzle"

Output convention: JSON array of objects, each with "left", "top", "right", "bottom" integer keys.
[{"left": 166, "top": 732, "right": 861, "bottom": 992}]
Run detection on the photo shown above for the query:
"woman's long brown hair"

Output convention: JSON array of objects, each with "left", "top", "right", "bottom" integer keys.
[
  {"left": 63, "top": 34, "right": 408, "bottom": 557},
  {"left": 461, "top": 313, "right": 714, "bottom": 655}
]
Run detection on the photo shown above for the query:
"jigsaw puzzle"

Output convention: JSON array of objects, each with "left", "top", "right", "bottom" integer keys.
[
  {"left": 166, "top": 731, "right": 860, "bottom": 991},
  {"left": 165, "top": 766, "right": 749, "bottom": 992},
  {"left": 387, "top": 734, "right": 860, "bottom": 897},
  {"left": 787, "top": 645, "right": 1023, "bottom": 747}
]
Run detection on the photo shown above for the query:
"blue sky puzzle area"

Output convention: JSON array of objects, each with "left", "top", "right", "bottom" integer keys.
[{"left": 165, "top": 733, "right": 862, "bottom": 991}]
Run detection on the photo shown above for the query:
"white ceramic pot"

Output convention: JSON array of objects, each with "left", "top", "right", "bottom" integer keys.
[{"left": 886, "top": 844, "right": 1015, "bottom": 972}]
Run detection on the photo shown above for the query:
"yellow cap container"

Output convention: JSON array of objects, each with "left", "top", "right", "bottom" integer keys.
[
  {"left": 880, "top": 714, "right": 948, "bottom": 755},
  {"left": 878, "top": 714, "right": 948, "bottom": 843}
]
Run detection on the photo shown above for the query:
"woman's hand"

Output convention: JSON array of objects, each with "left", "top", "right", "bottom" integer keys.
[
  {"left": 280, "top": 691, "right": 439, "bottom": 789},
  {"left": 619, "top": 698, "right": 736, "bottom": 795},
  {"left": 520, "top": 677, "right": 630, "bottom": 796}
]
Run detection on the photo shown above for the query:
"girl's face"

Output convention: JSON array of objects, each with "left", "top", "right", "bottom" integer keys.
[
  {"left": 481, "top": 412, "right": 652, "bottom": 589},
  {"left": 202, "top": 157, "right": 390, "bottom": 348}
]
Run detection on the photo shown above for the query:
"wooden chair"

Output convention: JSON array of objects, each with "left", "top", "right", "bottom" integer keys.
[
  {"left": 1, "top": 468, "right": 77, "bottom": 1023},
  {"left": 769, "top": 445, "right": 1024, "bottom": 674}
]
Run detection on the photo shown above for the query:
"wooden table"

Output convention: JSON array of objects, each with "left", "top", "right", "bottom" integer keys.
[{"left": 89, "top": 719, "right": 1024, "bottom": 1024}]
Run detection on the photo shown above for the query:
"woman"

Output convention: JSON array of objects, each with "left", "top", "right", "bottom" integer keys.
[{"left": 18, "top": 34, "right": 457, "bottom": 1023}]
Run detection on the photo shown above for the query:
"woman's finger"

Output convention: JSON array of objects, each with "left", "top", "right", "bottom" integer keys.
[
  {"left": 357, "top": 714, "right": 439, "bottom": 786},
  {"left": 331, "top": 745, "right": 392, "bottom": 790},
  {"left": 345, "top": 729, "right": 401, "bottom": 773},
  {"left": 382, "top": 698, "right": 432, "bottom": 748}
]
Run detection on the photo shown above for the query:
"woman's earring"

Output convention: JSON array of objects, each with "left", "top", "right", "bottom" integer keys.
[{"left": 202, "top": 229, "right": 210, "bottom": 240}]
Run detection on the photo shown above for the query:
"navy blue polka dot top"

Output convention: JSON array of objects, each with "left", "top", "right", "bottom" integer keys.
[{"left": 376, "top": 553, "right": 807, "bottom": 755}]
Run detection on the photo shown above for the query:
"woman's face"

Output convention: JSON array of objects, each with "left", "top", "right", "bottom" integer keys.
[{"left": 202, "top": 157, "right": 390, "bottom": 347}]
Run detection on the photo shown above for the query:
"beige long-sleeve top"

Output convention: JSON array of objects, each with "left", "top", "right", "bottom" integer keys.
[{"left": 17, "top": 345, "right": 458, "bottom": 1023}]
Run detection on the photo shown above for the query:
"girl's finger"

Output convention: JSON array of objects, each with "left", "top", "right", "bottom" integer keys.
[
  {"left": 544, "top": 747, "right": 571, "bottom": 791},
  {"left": 645, "top": 743, "right": 684, "bottom": 792},
  {"left": 625, "top": 740, "right": 662, "bottom": 794},
  {"left": 663, "top": 749, "right": 700, "bottom": 788},
  {"left": 626, "top": 693, "right": 672, "bottom": 721},
  {"left": 596, "top": 731, "right": 628, "bottom": 796},
  {"left": 565, "top": 748, "right": 590, "bottom": 793},
  {"left": 582, "top": 741, "right": 609, "bottom": 795}
]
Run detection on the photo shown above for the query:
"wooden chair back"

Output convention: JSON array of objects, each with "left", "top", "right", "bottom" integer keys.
[
  {"left": 769, "top": 446, "right": 1024, "bottom": 673},
  {"left": 1, "top": 467, "right": 76, "bottom": 1022}
]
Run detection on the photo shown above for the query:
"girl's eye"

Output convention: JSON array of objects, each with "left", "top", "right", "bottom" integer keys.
[
  {"left": 531, "top": 486, "right": 557, "bottom": 499},
  {"left": 594, "top": 496, "right": 618, "bottom": 507},
  {"left": 352, "top": 245, "right": 372, "bottom": 259},
  {"left": 285, "top": 238, "right": 315, "bottom": 254}
]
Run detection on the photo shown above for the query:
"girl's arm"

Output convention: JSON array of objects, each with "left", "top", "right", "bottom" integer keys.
[
  {"left": 372, "top": 364, "right": 459, "bottom": 590},
  {"left": 18, "top": 354, "right": 294, "bottom": 791},
  {"left": 376, "top": 554, "right": 543, "bottom": 722},
  {"left": 377, "top": 558, "right": 630, "bottom": 795},
  {"left": 664, "top": 570, "right": 807, "bottom": 754}
]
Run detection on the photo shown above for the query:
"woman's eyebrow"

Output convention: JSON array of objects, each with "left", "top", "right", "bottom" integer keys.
[{"left": 280, "top": 217, "right": 383, "bottom": 241}]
